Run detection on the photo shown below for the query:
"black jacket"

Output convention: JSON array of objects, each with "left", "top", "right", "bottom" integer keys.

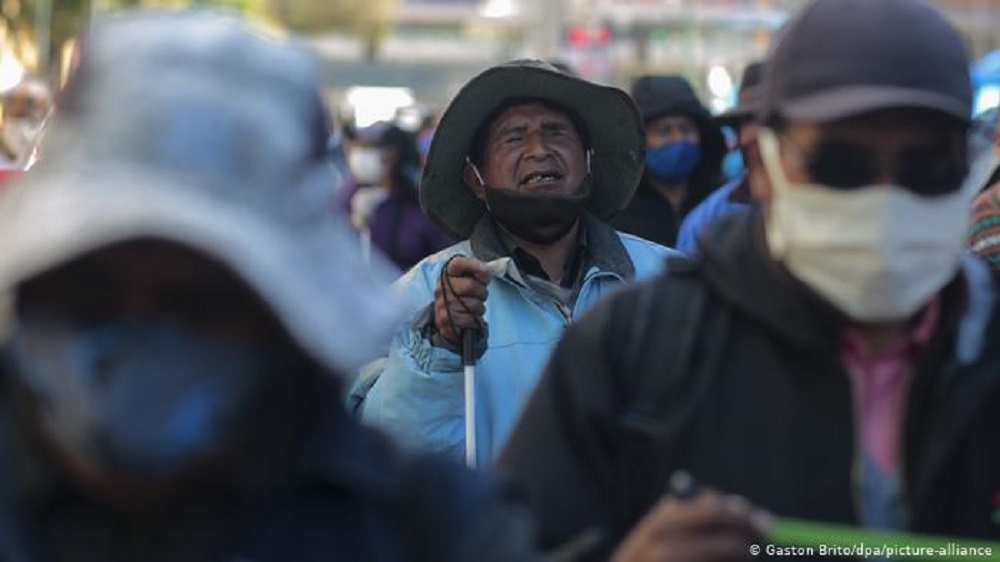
[
  {"left": 0, "top": 375, "right": 536, "bottom": 562},
  {"left": 611, "top": 165, "right": 726, "bottom": 250},
  {"left": 498, "top": 210, "right": 1000, "bottom": 559}
]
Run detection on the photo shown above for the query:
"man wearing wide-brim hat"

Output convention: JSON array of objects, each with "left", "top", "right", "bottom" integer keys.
[{"left": 358, "top": 59, "right": 677, "bottom": 465}]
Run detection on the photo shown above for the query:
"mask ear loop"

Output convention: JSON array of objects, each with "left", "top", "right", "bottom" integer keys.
[
  {"left": 464, "top": 157, "right": 487, "bottom": 186},
  {"left": 465, "top": 157, "right": 492, "bottom": 213}
]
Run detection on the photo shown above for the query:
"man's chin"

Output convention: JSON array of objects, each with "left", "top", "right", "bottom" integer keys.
[
  {"left": 498, "top": 218, "right": 580, "bottom": 247},
  {"left": 512, "top": 182, "right": 559, "bottom": 194}
]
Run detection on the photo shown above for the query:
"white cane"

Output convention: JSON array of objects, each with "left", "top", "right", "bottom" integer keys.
[{"left": 462, "top": 329, "right": 477, "bottom": 468}]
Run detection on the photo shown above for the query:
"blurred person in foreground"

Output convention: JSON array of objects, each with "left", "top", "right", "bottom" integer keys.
[
  {"left": 0, "top": 11, "right": 537, "bottom": 561},
  {"left": 612, "top": 74, "right": 726, "bottom": 248},
  {"left": 675, "top": 61, "right": 764, "bottom": 256},
  {"left": 0, "top": 79, "right": 52, "bottom": 170},
  {"left": 969, "top": 118, "right": 1000, "bottom": 271},
  {"left": 968, "top": 109, "right": 1000, "bottom": 271},
  {"left": 499, "top": 0, "right": 1000, "bottom": 559},
  {"left": 357, "top": 60, "right": 673, "bottom": 465},
  {"left": 969, "top": 185, "right": 1000, "bottom": 271}
]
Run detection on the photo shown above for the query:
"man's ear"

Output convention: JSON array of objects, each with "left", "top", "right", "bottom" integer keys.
[
  {"left": 744, "top": 137, "right": 772, "bottom": 205},
  {"left": 462, "top": 161, "right": 487, "bottom": 202}
]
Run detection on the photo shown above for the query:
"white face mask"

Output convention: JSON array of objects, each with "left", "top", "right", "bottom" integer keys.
[
  {"left": 348, "top": 147, "right": 385, "bottom": 186},
  {"left": 757, "top": 128, "right": 973, "bottom": 322}
]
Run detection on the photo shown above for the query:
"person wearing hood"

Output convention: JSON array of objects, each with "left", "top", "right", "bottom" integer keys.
[
  {"left": 356, "top": 60, "right": 674, "bottom": 465},
  {"left": 499, "top": 0, "right": 1000, "bottom": 558},
  {"left": 675, "top": 61, "right": 764, "bottom": 256},
  {"left": 0, "top": 11, "right": 538, "bottom": 561},
  {"left": 612, "top": 75, "right": 726, "bottom": 248},
  {"left": 0, "top": 79, "right": 51, "bottom": 169}
]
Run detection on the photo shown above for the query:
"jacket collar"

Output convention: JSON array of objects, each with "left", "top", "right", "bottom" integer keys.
[
  {"left": 699, "top": 209, "right": 846, "bottom": 352},
  {"left": 468, "top": 211, "right": 635, "bottom": 281}
]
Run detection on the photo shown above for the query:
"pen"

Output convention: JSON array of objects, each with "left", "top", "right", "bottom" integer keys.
[{"left": 668, "top": 469, "right": 700, "bottom": 500}]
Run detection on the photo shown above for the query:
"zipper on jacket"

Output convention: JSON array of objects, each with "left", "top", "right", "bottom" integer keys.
[
  {"left": 504, "top": 274, "right": 572, "bottom": 324},
  {"left": 841, "top": 358, "right": 864, "bottom": 527},
  {"left": 555, "top": 301, "right": 572, "bottom": 323},
  {"left": 508, "top": 269, "right": 625, "bottom": 325},
  {"left": 849, "top": 429, "right": 863, "bottom": 526},
  {"left": 897, "top": 374, "right": 917, "bottom": 530}
]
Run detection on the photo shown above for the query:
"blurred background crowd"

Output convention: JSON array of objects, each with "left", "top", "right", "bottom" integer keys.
[{"left": 0, "top": 0, "right": 999, "bottom": 270}]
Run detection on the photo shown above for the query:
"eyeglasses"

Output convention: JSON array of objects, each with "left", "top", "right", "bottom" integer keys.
[{"left": 780, "top": 135, "right": 967, "bottom": 196}]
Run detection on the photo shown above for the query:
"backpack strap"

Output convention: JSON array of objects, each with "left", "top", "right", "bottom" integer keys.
[{"left": 611, "top": 258, "right": 731, "bottom": 539}]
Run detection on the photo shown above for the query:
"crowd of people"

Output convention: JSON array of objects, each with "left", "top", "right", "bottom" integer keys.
[{"left": 0, "top": 0, "right": 998, "bottom": 560}]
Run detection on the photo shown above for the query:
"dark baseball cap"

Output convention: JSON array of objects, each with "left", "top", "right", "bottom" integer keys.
[
  {"left": 712, "top": 61, "right": 764, "bottom": 127},
  {"left": 758, "top": 0, "right": 972, "bottom": 125}
]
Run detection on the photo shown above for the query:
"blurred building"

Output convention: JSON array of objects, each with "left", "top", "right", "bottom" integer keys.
[
  {"left": 933, "top": 0, "right": 1000, "bottom": 57},
  {"left": 316, "top": 0, "right": 1000, "bottom": 120}
]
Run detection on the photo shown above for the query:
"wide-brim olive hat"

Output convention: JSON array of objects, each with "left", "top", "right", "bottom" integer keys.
[{"left": 420, "top": 60, "right": 645, "bottom": 239}]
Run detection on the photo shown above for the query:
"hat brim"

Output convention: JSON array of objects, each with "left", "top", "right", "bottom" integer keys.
[
  {"left": 420, "top": 64, "right": 645, "bottom": 239},
  {"left": 711, "top": 103, "right": 758, "bottom": 128},
  {"left": 0, "top": 167, "right": 404, "bottom": 373},
  {"left": 770, "top": 85, "right": 971, "bottom": 124}
]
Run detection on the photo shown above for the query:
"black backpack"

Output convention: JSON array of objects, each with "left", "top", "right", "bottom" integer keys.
[{"left": 610, "top": 257, "right": 733, "bottom": 541}]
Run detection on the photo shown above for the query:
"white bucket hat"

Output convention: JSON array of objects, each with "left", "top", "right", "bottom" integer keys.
[{"left": 0, "top": 10, "right": 404, "bottom": 372}]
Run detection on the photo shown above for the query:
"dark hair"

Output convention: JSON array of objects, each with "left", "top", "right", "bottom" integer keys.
[
  {"left": 376, "top": 124, "right": 421, "bottom": 195},
  {"left": 466, "top": 97, "right": 591, "bottom": 166}
]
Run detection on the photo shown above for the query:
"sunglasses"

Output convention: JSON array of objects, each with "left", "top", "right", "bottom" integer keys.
[{"left": 781, "top": 135, "right": 967, "bottom": 196}]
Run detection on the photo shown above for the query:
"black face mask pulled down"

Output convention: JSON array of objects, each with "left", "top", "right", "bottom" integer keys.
[
  {"left": 483, "top": 176, "right": 592, "bottom": 245},
  {"left": 5, "top": 322, "right": 290, "bottom": 481}
]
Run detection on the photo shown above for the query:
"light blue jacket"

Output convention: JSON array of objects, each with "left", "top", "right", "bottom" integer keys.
[
  {"left": 676, "top": 178, "right": 750, "bottom": 256},
  {"left": 360, "top": 214, "right": 676, "bottom": 465}
]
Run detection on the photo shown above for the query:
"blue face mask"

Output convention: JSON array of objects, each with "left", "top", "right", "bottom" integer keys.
[
  {"left": 5, "top": 321, "right": 289, "bottom": 479},
  {"left": 646, "top": 140, "right": 701, "bottom": 183},
  {"left": 721, "top": 149, "right": 745, "bottom": 182}
]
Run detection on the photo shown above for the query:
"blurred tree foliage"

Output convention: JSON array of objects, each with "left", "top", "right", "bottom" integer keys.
[
  {"left": 264, "top": 0, "right": 396, "bottom": 59},
  {"left": 2, "top": 0, "right": 395, "bottom": 72},
  {"left": 1, "top": 0, "right": 91, "bottom": 71}
]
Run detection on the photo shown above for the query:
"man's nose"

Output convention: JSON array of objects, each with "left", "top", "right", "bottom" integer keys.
[{"left": 523, "top": 130, "right": 552, "bottom": 159}]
